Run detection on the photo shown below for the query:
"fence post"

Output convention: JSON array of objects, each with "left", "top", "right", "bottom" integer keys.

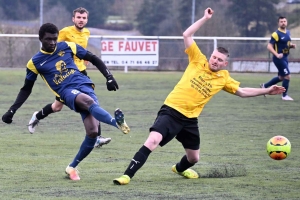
[
  {"left": 124, "top": 37, "right": 128, "bottom": 73},
  {"left": 268, "top": 51, "right": 271, "bottom": 72},
  {"left": 213, "top": 38, "right": 217, "bottom": 49}
]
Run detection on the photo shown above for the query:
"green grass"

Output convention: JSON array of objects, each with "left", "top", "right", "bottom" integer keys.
[{"left": 1, "top": 69, "right": 300, "bottom": 200}]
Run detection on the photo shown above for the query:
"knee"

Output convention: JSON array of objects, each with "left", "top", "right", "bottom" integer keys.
[
  {"left": 52, "top": 103, "right": 63, "bottom": 112},
  {"left": 52, "top": 106, "right": 62, "bottom": 112},
  {"left": 144, "top": 135, "right": 161, "bottom": 151},
  {"left": 85, "top": 98, "right": 96, "bottom": 107},
  {"left": 80, "top": 98, "right": 96, "bottom": 110},
  {"left": 284, "top": 75, "right": 291, "bottom": 80},
  {"left": 187, "top": 155, "right": 199, "bottom": 164},
  {"left": 86, "top": 130, "right": 98, "bottom": 138}
]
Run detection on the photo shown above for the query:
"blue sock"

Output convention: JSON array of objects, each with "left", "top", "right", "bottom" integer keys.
[
  {"left": 264, "top": 77, "right": 281, "bottom": 88},
  {"left": 282, "top": 79, "right": 290, "bottom": 97},
  {"left": 70, "top": 135, "right": 97, "bottom": 168},
  {"left": 88, "top": 103, "right": 118, "bottom": 128}
]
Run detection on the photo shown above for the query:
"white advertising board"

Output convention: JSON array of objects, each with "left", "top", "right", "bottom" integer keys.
[{"left": 101, "top": 40, "right": 159, "bottom": 66}]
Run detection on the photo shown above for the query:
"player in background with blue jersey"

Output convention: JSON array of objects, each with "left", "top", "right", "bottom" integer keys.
[
  {"left": 260, "top": 16, "right": 296, "bottom": 101},
  {"left": 3, "top": 23, "right": 130, "bottom": 181}
]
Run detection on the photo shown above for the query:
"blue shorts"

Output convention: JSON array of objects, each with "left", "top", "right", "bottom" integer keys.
[
  {"left": 59, "top": 84, "right": 99, "bottom": 121},
  {"left": 273, "top": 57, "right": 290, "bottom": 76}
]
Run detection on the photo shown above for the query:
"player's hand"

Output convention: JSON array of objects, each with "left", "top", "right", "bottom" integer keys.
[
  {"left": 268, "top": 85, "right": 286, "bottom": 95},
  {"left": 106, "top": 75, "right": 119, "bottom": 91},
  {"left": 204, "top": 8, "right": 214, "bottom": 19},
  {"left": 276, "top": 53, "right": 283, "bottom": 59},
  {"left": 290, "top": 43, "right": 296, "bottom": 49},
  {"left": 2, "top": 110, "right": 15, "bottom": 124}
]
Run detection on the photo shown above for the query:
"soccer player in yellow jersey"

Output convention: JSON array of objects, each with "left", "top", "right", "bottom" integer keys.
[
  {"left": 27, "top": 7, "right": 112, "bottom": 146},
  {"left": 113, "top": 8, "right": 286, "bottom": 185}
]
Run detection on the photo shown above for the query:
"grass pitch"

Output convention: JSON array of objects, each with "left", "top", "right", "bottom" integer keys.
[{"left": 0, "top": 69, "right": 300, "bottom": 200}]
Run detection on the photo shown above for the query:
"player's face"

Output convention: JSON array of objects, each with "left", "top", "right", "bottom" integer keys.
[
  {"left": 72, "top": 12, "right": 88, "bottom": 30},
  {"left": 278, "top": 18, "right": 287, "bottom": 30},
  {"left": 40, "top": 32, "right": 58, "bottom": 52},
  {"left": 208, "top": 50, "right": 228, "bottom": 72}
]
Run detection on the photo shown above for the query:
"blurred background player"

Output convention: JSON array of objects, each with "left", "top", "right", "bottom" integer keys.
[
  {"left": 1, "top": 7, "right": 111, "bottom": 147},
  {"left": 260, "top": 16, "right": 296, "bottom": 101}
]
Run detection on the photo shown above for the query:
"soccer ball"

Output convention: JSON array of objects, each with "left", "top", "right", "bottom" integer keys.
[{"left": 266, "top": 135, "right": 291, "bottom": 160}]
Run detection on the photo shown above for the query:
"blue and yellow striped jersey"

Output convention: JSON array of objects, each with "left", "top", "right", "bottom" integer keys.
[
  {"left": 26, "top": 41, "right": 93, "bottom": 97},
  {"left": 269, "top": 29, "right": 291, "bottom": 58}
]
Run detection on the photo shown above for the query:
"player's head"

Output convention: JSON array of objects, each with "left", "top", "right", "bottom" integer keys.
[
  {"left": 39, "top": 23, "right": 59, "bottom": 53},
  {"left": 208, "top": 47, "right": 229, "bottom": 72},
  {"left": 278, "top": 16, "right": 287, "bottom": 30},
  {"left": 72, "top": 7, "right": 89, "bottom": 30}
]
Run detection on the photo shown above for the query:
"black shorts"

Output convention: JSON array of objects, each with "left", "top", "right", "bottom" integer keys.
[
  {"left": 150, "top": 105, "right": 200, "bottom": 150},
  {"left": 54, "top": 69, "right": 89, "bottom": 103}
]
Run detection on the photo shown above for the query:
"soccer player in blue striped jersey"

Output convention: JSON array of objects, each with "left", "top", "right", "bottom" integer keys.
[
  {"left": 260, "top": 16, "right": 296, "bottom": 101},
  {"left": 3, "top": 23, "right": 130, "bottom": 181},
  {"left": 29, "top": 7, "right": 111, "bottom": 147}
]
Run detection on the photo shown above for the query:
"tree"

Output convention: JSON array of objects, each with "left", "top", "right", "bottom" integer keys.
[
  {"left": 0, "top": 0, "right": 39, "bottom": 20},
  {"left": 47, "top": 0, "right": 115, "bottom": 27},
  {"left": 178, "top": 0, "right": 200, "bottom": 31},
  {"left": 226, "top": 0, "right": 279, "bottom": 37},
  {"left": 136, "top": 0, "right": 172, "bottom": 36},
  {"left": 0, "top": 0, "right": 114, "bottom": 27}
]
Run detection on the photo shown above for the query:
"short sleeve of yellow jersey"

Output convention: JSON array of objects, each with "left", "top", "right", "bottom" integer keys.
[
  {"left": 185, "top": 42, "right": 207, "bottom": 64},
  {"left": 222, "top": 74, "right": 240, "bottom": 94}
]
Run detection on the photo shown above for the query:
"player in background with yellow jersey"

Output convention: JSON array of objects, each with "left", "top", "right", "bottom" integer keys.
[
  {"left": 113, "top": 8, "right": 286, "bottom": 185},
  {"left": 28, "top": 7, "right": 112, "bottom": 147}
]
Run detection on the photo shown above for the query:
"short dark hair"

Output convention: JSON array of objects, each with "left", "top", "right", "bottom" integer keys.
[
  {"left": 73, "top": 7, "right": 89, "bottom": 17},
  {"left": 217, "top": 47, "right": 229, "bottom": 57},
  {"left": 278, "top": 16, "right": 286, "bottom": 22},
  {"left": 39, "top": 23, "right": 59, "bottom": 40}
]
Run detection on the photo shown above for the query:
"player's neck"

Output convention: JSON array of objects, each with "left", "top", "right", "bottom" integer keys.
[
  {"left": 278, "top": 27, "right": 286, "bottom": 32},
  {"left": 73, "top": 25, "right": 84, "bottom": 32}
]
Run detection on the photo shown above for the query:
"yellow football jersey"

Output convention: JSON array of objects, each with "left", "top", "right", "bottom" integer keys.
[
  {"left": 164, "top": 42, "right": 240, "bottom": 118},
  {"left": 58, "top": 26, "right": 90, "bottom": 71}
]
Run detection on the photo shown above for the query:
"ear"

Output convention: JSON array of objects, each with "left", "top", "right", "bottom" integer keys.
[
  {"left": 224, "top": 61, "right": 229, "bottom": 67},
  {"left": 72, "top": 17, "right": 75, "bottom": 23}
]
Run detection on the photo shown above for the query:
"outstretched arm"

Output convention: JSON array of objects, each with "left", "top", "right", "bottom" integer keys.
[
  {"left": 83, "top": 51, "right": 119, "bottom": 91},
  {"left": 183, "top": 7, "right": 214, "bottom": 49},
  {"left": 235, "top": 85, "right": 285, "bottom": 98},
  {"left": 2, "top": 78, "right": 35, "bottom": 124}
]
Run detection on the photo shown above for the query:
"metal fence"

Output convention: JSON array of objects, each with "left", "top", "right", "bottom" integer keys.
[{"left": 0, "top": 34, "right": 299, "bottom": 72}]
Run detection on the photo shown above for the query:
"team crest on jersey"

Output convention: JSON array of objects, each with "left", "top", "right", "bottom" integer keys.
[
  {"left": 55, "top": 60, "right": 68, "bottom": 73},
  {"left": 57, "top": 51, "right": 65, "bottom": 57},
  {"left": 53, "top": 60, "right": 76, "bottom": 85}
]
